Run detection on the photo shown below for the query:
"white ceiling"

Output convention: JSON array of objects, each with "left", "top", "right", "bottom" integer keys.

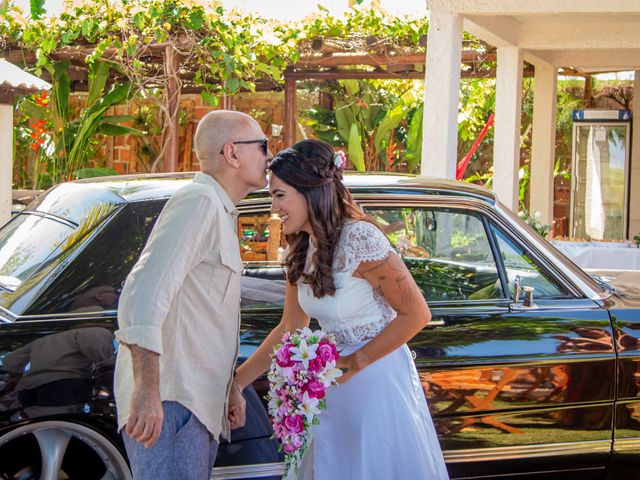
[{"left": 427, "top": 0, "right": 640, "bottom": 73}]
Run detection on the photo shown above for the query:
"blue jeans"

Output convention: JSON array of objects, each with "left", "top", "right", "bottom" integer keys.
[{"left": 122, "top": 401, "right": 219, "bottom": 480}]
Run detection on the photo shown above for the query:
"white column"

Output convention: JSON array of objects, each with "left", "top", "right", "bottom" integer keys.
[
  {"left": 0, "top": 104, "right": 12, "bottom": 226},
  {"left": 421, "top": 10, "right": 462, "bottom": 179},
  {"left": 529, "top": 63, "right": 558, "bottom": 227},
  {"left": 493, "top": 47, "right": 524, "bottom": 211},
  {"left": 629, "top": 71, "right": 640, "bottom": 239}
]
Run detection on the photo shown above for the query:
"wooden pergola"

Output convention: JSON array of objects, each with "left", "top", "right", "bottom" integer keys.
[{"left": 2, "top": 35, "right": 533, "bottom": 172}]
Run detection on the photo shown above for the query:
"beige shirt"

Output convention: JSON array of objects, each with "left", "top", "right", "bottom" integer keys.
[{"left": 114, "top": 172, "right": 242, "bottom": 440}]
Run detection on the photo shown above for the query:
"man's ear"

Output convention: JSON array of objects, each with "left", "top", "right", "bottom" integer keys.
[{"left": 221, "top": 144, "right": 241, "bottom": 168}]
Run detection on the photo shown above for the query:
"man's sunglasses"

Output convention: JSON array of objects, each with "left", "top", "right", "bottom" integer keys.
[{"left": 220, "top": 138, "right": 269, "bottom": 156}]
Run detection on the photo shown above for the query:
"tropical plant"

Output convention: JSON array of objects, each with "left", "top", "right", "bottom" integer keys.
[
  {"left": 16, "top": 61, "right": 141, "bottom": 187},
  {"left": 300, "top": 79, "right": 424, "bottom": 172}
]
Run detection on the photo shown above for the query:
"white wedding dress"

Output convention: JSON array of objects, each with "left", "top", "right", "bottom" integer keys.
[{"left": 295, "top": 221, "right": 449, "bottom": 480}]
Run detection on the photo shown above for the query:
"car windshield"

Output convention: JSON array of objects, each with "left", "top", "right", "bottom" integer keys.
[{"left": 0, "top": 214, "right": 73, "bottom": 290}]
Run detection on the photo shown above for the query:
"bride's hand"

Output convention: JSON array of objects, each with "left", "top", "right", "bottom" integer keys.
[{"left": 337, "top": 350, "right": 369, "bottom": 384}]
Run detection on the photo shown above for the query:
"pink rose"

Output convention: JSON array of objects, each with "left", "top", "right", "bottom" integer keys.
[
  {"left": 283, "top": 414, "right": 304, "bottom": 434},
  {"left": 273, "top": 421, "right": 286, "bottom": 439},
  {"left": 276, "top": 344, "right": 294, "bottom": 367},
  {"left": 283, "top": 434, "right": 303, "bottom": 453},
  {"left": 318, "top": 342, "right": 338, "bottom": 364},
  {"left": 309, "top": 356, "right": 323, "bottom": 373},
  {"left": 303, "top": 378, "right": 325, "bottom": 399}
]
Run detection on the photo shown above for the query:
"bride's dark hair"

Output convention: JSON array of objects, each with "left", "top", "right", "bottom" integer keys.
[{"left": 269, "top": 139, "right": 367, "bottom": 298}]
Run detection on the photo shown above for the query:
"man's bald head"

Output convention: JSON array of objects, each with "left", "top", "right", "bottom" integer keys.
[{"left": 194, "top": 110, "right": 259, "bottom": 172}]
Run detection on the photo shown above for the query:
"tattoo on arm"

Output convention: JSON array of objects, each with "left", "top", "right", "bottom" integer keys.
[
  {"left": 396, "top": 275, "right": 420, "bottom": 308},
  {"left": 358, "top": 260, "right": 387, "bottom": 275}
]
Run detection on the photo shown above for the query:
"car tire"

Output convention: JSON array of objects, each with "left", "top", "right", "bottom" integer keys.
[{"left": 0, "top": 420, "right": 131, "bottom": 480}]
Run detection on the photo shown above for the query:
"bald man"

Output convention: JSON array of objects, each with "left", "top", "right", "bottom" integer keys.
[{"left": 114, "top": 111, "right": 272, "bottom": 480}]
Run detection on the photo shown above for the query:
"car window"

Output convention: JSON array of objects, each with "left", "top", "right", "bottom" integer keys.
[
  {"left": 366, "top": 207, "right": 504, "bottom": 302},
  {"left": 239, "top": 213, "right": 286, "bottom": 309},
  {"left": 491, "top": 224, "right": 569, "bottom": 298},
  {"left": 25, "top": 201, "right": 165, "bottom": 315},
  {"left": 0, "top": 214, "right": 73, "bottom": 291}
]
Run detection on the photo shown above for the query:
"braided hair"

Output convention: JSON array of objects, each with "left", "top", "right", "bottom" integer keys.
[{"left": 269, "top": 139, "right": 368, "bottom": 298}]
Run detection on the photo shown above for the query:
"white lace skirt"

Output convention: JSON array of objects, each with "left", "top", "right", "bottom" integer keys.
[{"left": 298, "top": 342, "right": 449, "bottom": 480}]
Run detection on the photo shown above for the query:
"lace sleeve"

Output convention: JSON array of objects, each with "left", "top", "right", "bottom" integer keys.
[{"left": 335, "top": 221, "right": 395, "bottom": 274}]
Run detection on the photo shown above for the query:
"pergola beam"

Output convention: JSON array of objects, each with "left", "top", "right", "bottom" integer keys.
[{"left": 428, "top": 0, "right": 640, "bottom": 15}]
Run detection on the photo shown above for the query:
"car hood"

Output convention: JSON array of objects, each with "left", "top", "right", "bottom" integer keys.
[{"left": 585, "top": 268, "right": 640, "bottom": 309}]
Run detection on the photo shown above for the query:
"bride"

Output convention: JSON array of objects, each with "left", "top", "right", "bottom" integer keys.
[{"left": 234, "top": 139, "right": 449, "bottom": 479}]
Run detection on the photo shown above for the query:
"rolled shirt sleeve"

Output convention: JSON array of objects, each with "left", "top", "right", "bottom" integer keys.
[{"left": 115, "top": 186, "right": 217, "bottom": 354}]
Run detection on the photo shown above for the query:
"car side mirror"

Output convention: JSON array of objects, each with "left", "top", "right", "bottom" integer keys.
[
  {"left": 522, "top": 286, "right": 536, "bottom": 308},
  {"left": 511, "top": 275, "right": 537, "bottom": 310}
]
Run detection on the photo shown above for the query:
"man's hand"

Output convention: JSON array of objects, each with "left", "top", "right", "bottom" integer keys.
[
  {"left": 125, "top": 344, "right": 163, "bottom": 448},
  {"left": 125, "top": 385, "right": 164, "bottom": 448},
  {"left": 227, "top": 379, "right": 246, "bottom": 430}
]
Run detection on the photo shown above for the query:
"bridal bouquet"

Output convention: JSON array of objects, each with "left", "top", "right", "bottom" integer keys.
[{"left": 266, "top": 327, "right": 342, "bottom": 477}]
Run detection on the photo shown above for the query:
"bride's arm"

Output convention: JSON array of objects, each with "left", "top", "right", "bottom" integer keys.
[
  {"left": 235, "top": 282, "right": 311, "bottom": 391},
  {"left": 337, "top": 252, "right": 431, "bottom": 383}
]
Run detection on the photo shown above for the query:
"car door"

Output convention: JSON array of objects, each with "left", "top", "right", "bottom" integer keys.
[
  {"left": 211, "top": 206, "right": 285, "bottom": 479},
  {"left": 363, "top": 198, "right": 615, "bottom": 479}
]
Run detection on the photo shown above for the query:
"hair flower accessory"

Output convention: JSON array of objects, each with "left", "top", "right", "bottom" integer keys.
[{"left": 333, "top": 151, "right": 347, "bottom": 170}]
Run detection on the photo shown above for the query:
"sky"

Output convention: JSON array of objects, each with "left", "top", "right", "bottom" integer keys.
[{"left": 11, "top": 0, "right": 427, "bottom": 19}]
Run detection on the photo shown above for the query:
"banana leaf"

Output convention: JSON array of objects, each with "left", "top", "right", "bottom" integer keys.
[
  {"left": 67, "top": 82, "right": 134, "bottom": 172},
  {"left": 348, "top": 124, "right": 365, "bottom": 171},
  {"left": 335, "top": 101, "right": 356, "bottom": 143},
  {"left": 98, "top": 123, "right": 143, "bottom": 136},
  {"left": 405, "top": 104, "right": 424, "bottom": 173},
  {"left": 51, "top": 61, "right": 70, "bottom": 123},
  {"left": 373, "top": 103, "right": 405, "bottom": 155},
  {"left": 17, "top": 99, "right": 48, "bottom": 120},
  {"left": 343, "top": 80, "right": 360, "bottom": 96},
  {"left": 359, "top": 92, "right": 374, "bottom": 131},
  {"left": 87, "top": 61, "right": 110, "bottom": 107}
]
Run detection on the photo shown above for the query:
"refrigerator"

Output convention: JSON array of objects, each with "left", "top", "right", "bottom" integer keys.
[{"left": 570, "top": 109, "right": 632, "bottom": 241}]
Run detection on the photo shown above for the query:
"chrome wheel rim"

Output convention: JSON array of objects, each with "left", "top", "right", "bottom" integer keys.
[{"left": 0, "top": 421, "right": 131, "bottom": 480}]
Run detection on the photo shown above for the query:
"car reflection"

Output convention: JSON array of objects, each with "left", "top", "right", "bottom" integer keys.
[
  {"left": 1, "top": 327, "right": 116, "bottom": 418},
  {"left": 68, "top": 285, "right": 120, "bottom": 313}
]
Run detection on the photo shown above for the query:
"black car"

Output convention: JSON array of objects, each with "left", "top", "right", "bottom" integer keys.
[{"left": 0, "top": 173, "right": 638, "bottom": 480}]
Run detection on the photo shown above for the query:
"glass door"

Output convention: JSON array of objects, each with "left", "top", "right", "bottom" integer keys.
[{"left": 570, "top": 122, "right": 630, "bottom": 240}]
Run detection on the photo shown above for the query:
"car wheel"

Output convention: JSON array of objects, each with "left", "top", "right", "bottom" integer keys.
[{"left": 0, "top": 420, "right": 131, "bottom": 480}]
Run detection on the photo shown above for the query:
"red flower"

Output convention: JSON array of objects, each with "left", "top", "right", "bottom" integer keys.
[
  {"left": 33, "top": 91, "right": 49, "bottom": 107},
  {"left": 308, "top": 356, "right": 323, "bottom": 373}
]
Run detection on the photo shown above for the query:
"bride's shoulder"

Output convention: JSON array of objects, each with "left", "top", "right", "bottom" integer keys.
[
  {"left": 342, "top": 219, "right": 385, "bottom": 239},
  {"left": 339, "top": 220, "right": 391, "bottom": 253}
]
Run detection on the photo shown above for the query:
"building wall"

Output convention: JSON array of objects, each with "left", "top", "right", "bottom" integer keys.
[{"left": 95, "top": 91, "right": 286, "bottom": 175}]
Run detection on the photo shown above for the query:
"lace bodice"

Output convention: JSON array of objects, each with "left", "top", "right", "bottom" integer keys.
[{"left": 297, "top": 221, "right": 398, "bottom": 345}]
